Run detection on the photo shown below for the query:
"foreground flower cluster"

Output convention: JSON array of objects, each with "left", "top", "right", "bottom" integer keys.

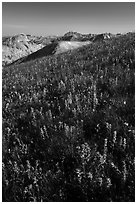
[{"left": 2, "top": 33, "right": 135, "bottom": 201}]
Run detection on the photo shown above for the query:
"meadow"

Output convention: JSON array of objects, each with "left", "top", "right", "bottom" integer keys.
[{"left": 2, "top": 32, "right": 135, "bottom": 201}]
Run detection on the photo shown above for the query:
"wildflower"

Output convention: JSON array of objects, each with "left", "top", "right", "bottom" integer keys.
[
  {"left": 48, "top": 109, "right": 52, "bottom": 120},
  {"left": 65, "top": 99, "right": 68, "bottom": 108},
  {"left": 123, "top": 138, "right": 126, "bottom": 149},
  {"left": 100, "top": 154, "right": 105, "bottom": 164},
  {"left": 40, "top": 128, "right": 45, "bottom": 139},
  {"left": 124, "top": 122, "right": 128, "bottom": 126},
  {"left": 64, "top": 123, "right": 69, "bottom": 137},
  {"left": 87, "top": 172, "right": 93, "bottom": 180},
  {"left": 33, "top": 176, "right": 38, "bottom": 184},
  {"left": 81, "top": 142, "right": 91, "bottom": 162},
  {"left": 29, "top": 184, "right": 33, "bottom": 190},
  {"left": 68, "top": 92, "right": 73, "bottom": 104},
  {"left": 106, "top": 122, "right": 112, "bottom": 131},
  {"left": 113, "top": 131, "right": 117, "bottom": 144},
  {"left": 72, "top": 108, "right": 77, "bottom": 117},
  {"left": 122, "top": 160, "right": 127, "bottom": 182},
  {"left": 58, "top": 80, "right": 66, "bottom": 92},
  {"left": 43, "top": 125, "right": 49, "bottom": 138},
  {"left": 26, "top": 160, "right": 31, "bottom": 169},
  {"left": 13, "top": 161, "right": 19, "bottom": 174},
  {"left": 98, "top": 177, "right": 103, "bottom": 186},
  {"left": 76, "top": 168, "right": 83, "bottom": 183},
  {"left": 106, "top": 178, "right": 112, "bottom": 188}
]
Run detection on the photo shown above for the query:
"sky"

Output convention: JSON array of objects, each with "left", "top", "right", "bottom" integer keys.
[{"left": 2, "top": 2, "right": 135, "bottom": 37}]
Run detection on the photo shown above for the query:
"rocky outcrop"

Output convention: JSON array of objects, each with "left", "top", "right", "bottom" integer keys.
[
  {"left": 2, "top": 33, "right": 57, "bottom": 66},
  {"left": 60, "top": 31, "right": 95, "bottom": 41},
  {"left": 57, "top": 31, "right": 115, "bottom": 42}
]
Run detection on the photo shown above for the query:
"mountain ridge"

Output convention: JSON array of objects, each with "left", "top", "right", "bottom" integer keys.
[{"left": 2, "top": 31, "right": 128, "bottom": 67}]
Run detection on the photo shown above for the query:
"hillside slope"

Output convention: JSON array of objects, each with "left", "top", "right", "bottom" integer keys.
[
  {"left": 2, "top": 32, "right": 135, "bottom": 202},
  {"left": 9, "top": 40, "right": 91, "bottom": 65}
]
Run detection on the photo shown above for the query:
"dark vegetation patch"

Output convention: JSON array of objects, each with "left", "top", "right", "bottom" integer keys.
[{"left": 2, "top": 32, "right": 135, "bottom": 202}]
